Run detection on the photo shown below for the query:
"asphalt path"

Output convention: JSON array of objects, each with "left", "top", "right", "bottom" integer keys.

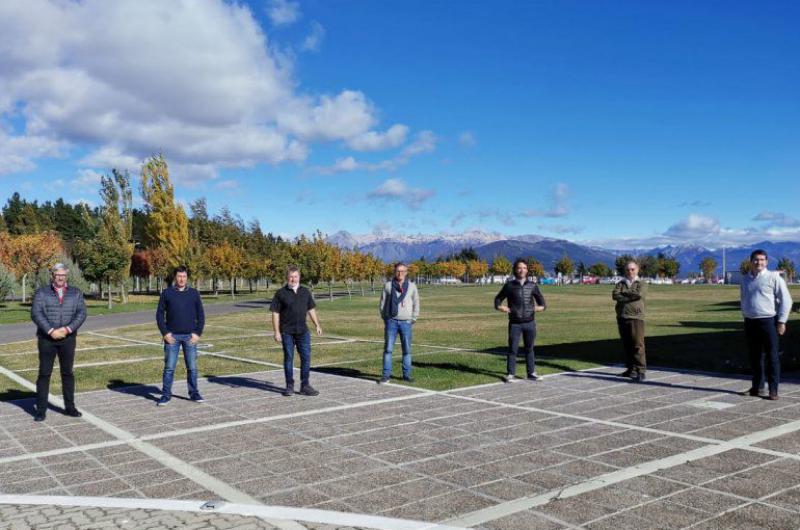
[
  {"left": 0, "top": 299, "right": 272, "bottom": 344},
  {"left": 0, "top": 290, "right": 358, "bottom": 344}
]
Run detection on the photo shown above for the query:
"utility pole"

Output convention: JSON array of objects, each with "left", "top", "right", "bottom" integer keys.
[{"left": 722, "top": 246, "right": 726, "bottom": 284}]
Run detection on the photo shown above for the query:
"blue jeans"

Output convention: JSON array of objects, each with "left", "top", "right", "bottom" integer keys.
[
  {"left": 282, "top": 331, "right": 311, "bottom": 387},
  {"left": 162, "top": 334, "right": 199, "bottom": 397},
  {"left": 383, "top": 319, "right": 413, "bottom": 379}
]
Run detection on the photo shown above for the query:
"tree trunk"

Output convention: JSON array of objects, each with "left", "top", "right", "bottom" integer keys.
[
  {"left": 328, "top": 280, "right": 333, "bottom": 301},
  {"left": 230, "top": 277, "right": 235, "bottom": 300},
  {"left": 370, "top": 278, "right": 375, "bottom": 293},
  {"left": 107, "top": 279, "right": 113, "bottom": 309},
  {"left": 120, "top": 281, "right": 128, "bottom": 304},
  {"left": 360, "top": 282, "right": 365, "bottom": 296},
  {"left": 345, "top": 281, "right": 352, "bottom": 300},
  {"left": 148, "top": 275, "right": 152, "bottom": 293}
]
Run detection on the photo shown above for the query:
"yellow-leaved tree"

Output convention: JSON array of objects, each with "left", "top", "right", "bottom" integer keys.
[{"left": 139, "top": 155, "right": 189, "bottom": 288}]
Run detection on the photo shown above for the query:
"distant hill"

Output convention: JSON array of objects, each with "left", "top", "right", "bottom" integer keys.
[{"left": 327, "top": 231, "right": 800, "bottom": 277}]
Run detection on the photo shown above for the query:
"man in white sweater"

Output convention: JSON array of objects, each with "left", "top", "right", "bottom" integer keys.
[
  {"left": 740, "top": 249, "right": 793, "bottom": 400},
  {"left": 378, "top": 262, "right": 420, "bottom": 384}
]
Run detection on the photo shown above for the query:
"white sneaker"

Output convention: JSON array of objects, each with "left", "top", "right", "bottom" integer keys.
[{"left": 503, "top": 374, "right": 518, "bottom": 383}]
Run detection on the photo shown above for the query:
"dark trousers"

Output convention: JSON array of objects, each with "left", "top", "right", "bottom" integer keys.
[
  {"left": 508, "top": 321, "right": 536, "bottom": 376},
  {"left": 744, "top": 317, "right": 780, "bottom": 394},
  {"left": 282, "top": 331, "right": 311, "bottom": 387},
  {"left": 617, "top": 318, "right": 646, "bottom": 374},
  {"left": 36, "top": 334, "right": 76, "bottom": 412}
]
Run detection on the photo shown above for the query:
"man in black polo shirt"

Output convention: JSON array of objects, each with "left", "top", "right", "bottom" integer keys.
[{"left": 270, "top": 265, "right": 323, "bottom": 397}]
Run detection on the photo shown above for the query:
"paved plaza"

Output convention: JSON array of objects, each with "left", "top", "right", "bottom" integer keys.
[{"left": 1, "top": 366, "right": 799, "bottom": 529}]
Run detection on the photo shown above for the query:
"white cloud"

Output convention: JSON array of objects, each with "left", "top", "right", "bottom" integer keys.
[
  {"left": 301, "top": 21, "right": 325, "bottom": 52},
  {"left": 71, "top": 168, "right": 103, "bottom": 189},
  {"left": 267, "top": 0, "right": 301, "bottom": 26},
  {"left": 522, "top": 182, "right": 570, "bottom": 218},
  {"left": 366, "top": 178, "right": 435, "bottom": 209},
  {"left": 347, "top": 124, "right": 409, "bottom": 152},
  {"left": 538, "top": 224, "right": 584, "bottom": 235},
  {"left": 0, "top": 0, "right": 405, "bottom": 181},
  {"left": 664, "top": 213, "right": 721, "bottom": 239},
  {"left": 401, "top": 130, "right": 437, "bottom": 157},
  {"left": 314, "top": 130, "right": 437, "bottom": 175},
  {"left": 0, "top": 129, "right": 65, "bottom": 174},
  {"left": 752, "top": 211, "right": 800, "bottom": 228},
  {"left": 458, "top": 131, "right": 476, "bottom": 147},
  {"left": 215, "top": 179, "right": 239, "bottom": 190}
]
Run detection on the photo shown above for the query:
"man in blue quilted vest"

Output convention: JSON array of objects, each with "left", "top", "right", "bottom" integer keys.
[{"left": 30, "top": 263, "right": 87, "bottom": 422}]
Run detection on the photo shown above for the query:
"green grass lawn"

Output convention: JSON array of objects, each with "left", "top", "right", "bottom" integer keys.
[{"left": 0, "top": 284, "right": 798, "bottom": 397}]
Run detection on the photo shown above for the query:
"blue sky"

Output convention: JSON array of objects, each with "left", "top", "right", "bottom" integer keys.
[{"left": 1, "top": 0, "right": 798, "bottom": 247}]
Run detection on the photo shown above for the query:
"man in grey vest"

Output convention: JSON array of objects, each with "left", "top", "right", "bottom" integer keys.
[
  {"left": 30, "top": 263, "right": 87, "bottom": 422},
  {"left": 378, "top": 262, "right": 420, "bottom": 384},
  {"left": 494, "top": 259, "right": 546, "bottom": 382}
]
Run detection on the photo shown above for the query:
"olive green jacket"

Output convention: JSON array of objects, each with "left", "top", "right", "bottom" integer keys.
[{"left": 612, "top": 279, "right": 646, "bottom": 320}]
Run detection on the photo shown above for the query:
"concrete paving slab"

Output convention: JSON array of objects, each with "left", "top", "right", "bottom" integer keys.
[{"left": 3, "top": 366, "right": 800, "bottom": 529}]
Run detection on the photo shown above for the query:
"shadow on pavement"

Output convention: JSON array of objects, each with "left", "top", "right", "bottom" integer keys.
[
  {"left": 107, "top": 379, "right": 161, "bottom": 402},
  {"left": 206, "top": 375, "right": 285, "bottom": 394}
]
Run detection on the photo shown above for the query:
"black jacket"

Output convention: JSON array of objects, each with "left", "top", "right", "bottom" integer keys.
[
  {"left": 31, "top": 285, "right": 87, "bottom": 338},
  {"left": 494, "top": 279, "right": 546, "bottom": 323}
]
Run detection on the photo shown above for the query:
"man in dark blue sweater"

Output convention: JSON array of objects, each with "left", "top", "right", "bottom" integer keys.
[{"left": 155, "top": 266, "right": 205, "bottom": 406}]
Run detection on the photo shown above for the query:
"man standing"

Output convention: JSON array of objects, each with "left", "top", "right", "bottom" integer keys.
[
  {"left": 741, "top": 249, "right": 792, "bottom": 400},
  {"left": 612, "top": 261, "right": 647, "bottom": 382},
  {"left": 494, "top": 259, "right": 546, "bottom": 382},
  {"left": 156, "top": 266, "right": 205, "bottom": 406},
  {"left": 271, "top": 266, "right": 322, "bottom": 397},
  {"left": 30, "top": 263, "right": 87, "bottom": 422},
  {"left": 379, "top": 262, "right": 420, "bottom": 384}
]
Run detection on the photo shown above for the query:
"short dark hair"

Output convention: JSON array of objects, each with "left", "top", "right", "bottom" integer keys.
[
  {"left": 394, "top": 262, "right": 408, "bottom": 270},
  {"left": 286, "top": 265, "right": 300, "bottom": 276},
  {"left": 513, "top": 258, "right": 528, "bottom": 270},
  {"left": 174, "top": 265, "right": 189, "bottom": 276},
  {"left": 750, "top": 249, "right": 768, "bottom": 261}
]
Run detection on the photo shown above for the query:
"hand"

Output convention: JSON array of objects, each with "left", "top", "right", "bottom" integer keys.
[
  {"left": 164, "top": 333, "right": 176, "bottom": 345},
  {"left": 190, "top": 333, "right": 200, "bottom": 344},
  {"left": 499, "top": 306, "right": 511, "bottom": 314},
  {"left": 534, "top": 305, "right": 545, "bottom": 313},
  {"left": 274, "top": 332, "right": 282, "bottom": 343},
  {"left": 49, "top": 329, "right": 66, "bottom": 340},
  {"left": 316, "top": 325, "right": 323, "bottom": 336},
  {"left": 777, "top": 322, "right": 786, "bottom": 336}
]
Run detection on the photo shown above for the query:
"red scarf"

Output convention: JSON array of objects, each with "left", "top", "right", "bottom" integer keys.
[{"left": 53, "top": 282, "right": 68, "bottom": 304}]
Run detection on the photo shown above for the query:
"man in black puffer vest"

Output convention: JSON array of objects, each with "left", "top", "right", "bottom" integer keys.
[
  {"left": 30, "top": 263, "right": 87, "bottom": 422},
  {"left": 494, "top": 259, "right": 546, "bottom": 383}
]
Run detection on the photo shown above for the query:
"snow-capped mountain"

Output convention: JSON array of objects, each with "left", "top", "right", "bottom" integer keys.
[{"left": 327, "top": 231, "right": 800, "bottom": 277}]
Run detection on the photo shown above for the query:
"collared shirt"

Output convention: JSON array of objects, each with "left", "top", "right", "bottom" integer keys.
[
  {"left": 740, "top": 269, "right": 793, "bottom": 323},
  {"left": 270, "top": 284, "right": 316, "bottom": 334},
  {"left": 624, "top": 276, "right": 639, "bottom": 287}
]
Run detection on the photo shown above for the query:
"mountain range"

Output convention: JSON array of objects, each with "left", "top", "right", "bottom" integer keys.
[{"left": 327, "top": 231, "right": 800, "bottom": 277}]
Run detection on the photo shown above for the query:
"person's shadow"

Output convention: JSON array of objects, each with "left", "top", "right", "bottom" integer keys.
[
  {"left": 107, "top": 379, "right": 162, "bottom": 402},
  {"left": 206, "top": 375, "right": 285, "bottom": 394}
]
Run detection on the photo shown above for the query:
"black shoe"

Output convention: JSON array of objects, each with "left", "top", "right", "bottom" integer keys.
[
  {"left": 299, "top": 385, "right": 319, "bottom": 396},
  {"left": 767, "top": 393, "right": 779, "bottom": 401},
  {"left": 64, "top": 408, "right": 82, "bottom": 418},
  {"left": 282, "top": 386, "right": 294, "bottom": 397},
  {"left": 377, "top": 377, "right": 390, "bottom": 385},
  {"left": 618, "top": 370, "right": 633, "bottom": 378},
  {"left": 402, "top": 376, "right": 415, "bottom": 383},
  {"left": 34, "top": 410, "right": 46, "bottom": 422},
  {"left": 631, "top": 372, "right": 646, "bottom": 383}
]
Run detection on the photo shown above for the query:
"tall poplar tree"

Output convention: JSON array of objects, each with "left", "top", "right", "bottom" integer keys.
[{"left": 139, "top": 154, "right": 189, "bottom": 269}]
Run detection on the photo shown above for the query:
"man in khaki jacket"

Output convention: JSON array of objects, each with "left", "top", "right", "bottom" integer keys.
[{"left": 612, "top": 261, "right": 647, "bottom": 382}]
